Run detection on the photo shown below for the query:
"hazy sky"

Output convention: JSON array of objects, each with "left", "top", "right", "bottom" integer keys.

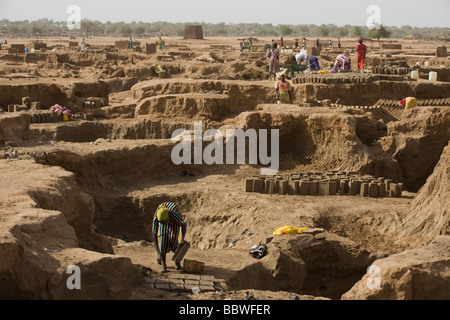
[{"left": 0, "top": 0, "right": 449, "bottom": 28}]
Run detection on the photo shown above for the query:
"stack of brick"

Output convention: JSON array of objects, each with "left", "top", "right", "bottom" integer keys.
[
  {"left": 145, "top": 43, "right": 157, "bottom": 54},
  {"left": 27, "top": 41, "right": 47, "bottom": 51},
  {"left": 8, "top": 44, "right": 25, "bottom": 53},
  {"left": 83, "top": 97, "right": 107, "bottom": 108},
  {"left": 436, "top": 46, "right": 447, "bottom": 58},
  {"left": 381, "top": 43, "right": 402, "bottom": 50},
  {"left": 115, "top": 40, "right": 130, "bottom": 50},
  {"left": 147, "top": 274, "right": 216, "bottom": 293},
  {"left": 243, "top": 171, "right": 403, "bottom": 198},
  {"left": 30, "top": 110, "right": 63, "bottom": 124}
]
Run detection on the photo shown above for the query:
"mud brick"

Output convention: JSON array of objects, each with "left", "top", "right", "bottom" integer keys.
[
  {"left": 288, "top": 180, "right": 298, "bottom": 195},
  {"left": 184, "top": 274, "right": 201, "bottom": 280},
  {"left": 15, "top": 105, "right": 27, "bottom": 112},
  {"left": 355, "top": 180, "right": 362, "bottom": 193},
  {"left": 168, "top": 273, "right": 186, "bottom": 279},
  {"left": 31, "top": 113, "right": 38, "bottom": 123},
  {"left": 339, "top": 180, "right": 349, "bottom": 195},
  {"left": 184, "top": 279, "right": 200, "bottom": 286},
  {"left": 384, "top": 179, "right": 393, "bottom": 192},
  {"left": 378, "top": 183, "right": 386, "bottom": 197},
  {"left": 265, "top": 179, "right": 275, "bottom": 194},
  {"left": 253, "top": 178, "right": 264, "bottom": 193},
  {"left": 200, "top": 275, "right": 215, "bottom": 281},
  {"left": 308, "top": 181, "right": 318, "bottom": 195},
  {"left": 155, "top": 283, "right": 170, "bottom": 290},
  {"left": 360, "top": 183, "right": 369, "bottom": 197},
  {"left": 51, "top": 111, "right": 58, "bottom": 122},
  {"left": 349, "top": 181, "right": 358, "bottom": 195},
  {"left": 244, "top": 178, "right": 253, "bottom": 192},
  {"left": 299, "top": 180, "right": 309, "bottom": 195},
  {"left": 318, "top": 181, "right": 329, "bottom": 196},
  {"left": 389, "top": 183, "right": 399, "bottom": 197},
  {"left": 303, "top": 228, "right": 325, "bottom": 235},
  {"left": 199, "top": 286, "right": 215, "bottom": 292},
  {"left": 397, "top": 183, "right": 403, "bottom": 197},
  {"left": 199, "top": 280, "right": 215, "bottom": 287},
  {"left": 184, "top": 284, "right": 199, "bottom": 292},
  {"left": 368, "top": 183, "right": 378, "bottom": 197},
  {"left": 279, "top": 180, "right": 288, "bottom": 195},
  {"left": 329, "top": 180, "right": 337, "bottom": 195},
  {"left": 30, "top": 101, "right": 41, "bottom": 110},
  {"left": 169, "top": 283, "right": 185, "bottom": 292},
  {"left": 273, "top": 180, "right": 280, "bottom": 193}
]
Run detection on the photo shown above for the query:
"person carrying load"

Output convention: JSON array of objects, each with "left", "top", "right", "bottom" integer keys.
[
  {"left": 153, "top": 202, "right": 187, "bottom": 273},
  {"left": 399, "top": 97, "right": 418, "bottom": 111}
]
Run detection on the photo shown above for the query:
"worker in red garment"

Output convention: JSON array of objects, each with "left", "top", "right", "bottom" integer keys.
[{"left": 356, "top": 38, "right": 367, "bottom": 72}]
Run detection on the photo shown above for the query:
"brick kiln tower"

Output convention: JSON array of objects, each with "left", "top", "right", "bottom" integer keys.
[{"left": 184, "top": 26, "right": 204, "bottom": 40}]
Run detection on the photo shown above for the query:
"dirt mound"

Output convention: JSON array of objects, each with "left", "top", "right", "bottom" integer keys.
[
  {"left": 396, "top": 141, "right": 450, "bottom": 246},
  {"left": 342, "top": 236, "right": 450, "bottom": 300},
  {"left": 0, "top": 160, "right": 136, "bottom": 299},
  {"left": 226, "top": 233, "right": 372, "bottom": 299},
  {"left": 386, "top": 107, "right": 450, "bottom": 191}
]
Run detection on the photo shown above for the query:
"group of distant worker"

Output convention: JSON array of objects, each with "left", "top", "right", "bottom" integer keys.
[
  {"left": 128, "top": 36, "right": 164, "bottom": 50},
  {"left": 268, "top": 37, "right": 415, "bottom": 109}
]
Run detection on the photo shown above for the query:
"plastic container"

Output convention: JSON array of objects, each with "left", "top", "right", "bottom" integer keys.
[
  {"left": 411, "top": 70, "right": 419, "bottom": 79},
  {"left": 429, "top": 71, "right": 437, "bottom": 81},
  {"left": 63, "top": 114, "right": 69, "bottom": 121},
  {"left": 25, "top": 48, "right": 29, "bottom": 53}
]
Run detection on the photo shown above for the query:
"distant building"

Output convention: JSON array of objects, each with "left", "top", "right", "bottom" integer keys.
[{"left": 184, "top": 26, "right": 203, "bottom": 40}]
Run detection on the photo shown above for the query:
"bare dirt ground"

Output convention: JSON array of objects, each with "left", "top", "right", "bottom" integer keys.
[{"left": 0, "top": 35, "right": 449, "bottom": 301}]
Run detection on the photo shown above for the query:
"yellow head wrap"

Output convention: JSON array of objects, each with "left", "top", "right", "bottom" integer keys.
[{"left": 157, "top": 206, "right": 169, "bottom": 222}]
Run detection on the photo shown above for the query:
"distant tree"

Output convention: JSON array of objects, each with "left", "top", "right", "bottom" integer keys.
[
  {"left": 117, "top": 24, "right": 133, "bottom": 36},
  {"left": 318, "top": 24, "right": 329, "bottom": 36},
  {"left": 30, "top": 25, "right": 42, "bottom": 35},
  {"left": 367, "top": 24, "right": 392, "bottom": 46},
  {"left": 134, "top": 26, "right": 145, "bottom": 35},
  {"left": 333, "top": 26, "right": 349, "bottom": 38},
  {"left": 80, "top": 19, "right": 103, "bottom": 37},
  {"left": 351, "top": 26, "right": 363, "bottom": 38},
  {"left": 278, "top": 25, "right": 292, "bottom": 36}
]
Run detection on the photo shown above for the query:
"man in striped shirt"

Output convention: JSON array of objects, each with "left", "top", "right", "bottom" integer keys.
[{"left": 153, "top": 202, "right": 187, "bottom": 272}]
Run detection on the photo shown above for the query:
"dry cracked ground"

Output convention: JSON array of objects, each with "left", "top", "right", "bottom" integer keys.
[{"left": 0, "top": 36, "right": 449, "bottom": 301}]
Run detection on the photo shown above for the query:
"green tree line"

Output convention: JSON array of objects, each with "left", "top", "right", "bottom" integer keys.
[{"left": 0, "top": 19, "right": 448, "bottom": 39}]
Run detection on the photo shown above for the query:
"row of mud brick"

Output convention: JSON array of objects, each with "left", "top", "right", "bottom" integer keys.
[
  {"left": 243, "top": 171, "right": 403, "bottom": 198},
  {"left": 6, "top": 97, "right": 41, "bottom": 113},
  {"left": 292, "top": 75, "right": 374, "bottom": 84},
  {"left": 374, "top": 98, "right": 450, "bottom": 107},
  {"left": 83, "top": 97, "right": 107, "bottom": 108},
  {"left": 146, "top": 274, "right": 216, "bottom": 293},
  {"left": 372, "top": 66, "right": 411, "bottom": 75},
  {"left": 30, "top": 110, "right": 64, "bottom": 123},
  {"left": 292, "top": 73, "right": 411, "bottom": 85},
  {"left": 333, "top": 105, "right": 381, "bottom": 109}
]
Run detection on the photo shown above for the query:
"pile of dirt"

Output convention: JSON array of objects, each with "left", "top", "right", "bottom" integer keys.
[{"left": 385, "top": 107, "right": 450, "bottom": 191}]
